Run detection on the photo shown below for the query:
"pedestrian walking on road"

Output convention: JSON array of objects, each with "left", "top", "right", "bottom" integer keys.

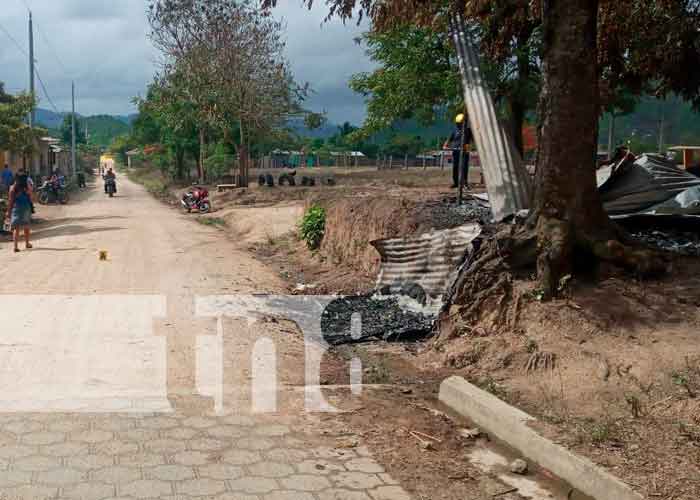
[
  {"left": 1, "top": 164, "right": 14, "bottom": 195},
  {"left": 5, "top": 173, "right": 33, "bottom": 252}
]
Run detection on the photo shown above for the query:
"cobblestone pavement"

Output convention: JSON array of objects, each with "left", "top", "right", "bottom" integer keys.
[
  {"left": 0, "top": 411, "right": 411, "bottom": 500},
  {"left": 0, "top": 177, "right": 412, "bottom": 499}
]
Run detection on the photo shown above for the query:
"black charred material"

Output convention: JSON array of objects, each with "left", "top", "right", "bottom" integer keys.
[{"left": 321, "top": 294, "right": 434, "bottom": 346}]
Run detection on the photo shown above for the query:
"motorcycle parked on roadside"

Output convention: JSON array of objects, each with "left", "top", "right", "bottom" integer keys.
[
  {"left": 181, "top": 185, "right": 211, "bottom": 213},
  {"left": 37, "top": 177, "right": 69, "bottom": 205}
]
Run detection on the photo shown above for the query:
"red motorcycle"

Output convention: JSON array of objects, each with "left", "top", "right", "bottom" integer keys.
[{"left": 181, "top": 185, "right": 211, "bottom": 213}]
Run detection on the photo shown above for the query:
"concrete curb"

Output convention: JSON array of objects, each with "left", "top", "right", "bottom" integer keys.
[{"left": 439, "top": 376, "right": 644, "bottom": 500}]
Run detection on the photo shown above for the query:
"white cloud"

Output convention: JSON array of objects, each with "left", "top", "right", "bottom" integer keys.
[{"left": 0, "top": 0, "right": 373, "bottom": 124}]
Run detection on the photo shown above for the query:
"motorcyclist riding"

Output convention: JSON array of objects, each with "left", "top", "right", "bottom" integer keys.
[{"left": 104, "top": 168, "right": 117, "bottom": 194}]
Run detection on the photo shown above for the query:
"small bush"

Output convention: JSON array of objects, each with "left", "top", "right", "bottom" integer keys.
[{"left": 299, "top": 205, "right": 326, "bottom": 250}]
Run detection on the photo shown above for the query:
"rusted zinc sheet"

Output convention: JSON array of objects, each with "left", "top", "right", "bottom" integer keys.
[
  {"left": 450, "top": 14, "right": 532, "bottom": 221},
  {"left": 371, "top": 223, "right": 482, "bottom": 306},
  {"left": 598, "top": 154, "right": 700, "bottom": 216}
]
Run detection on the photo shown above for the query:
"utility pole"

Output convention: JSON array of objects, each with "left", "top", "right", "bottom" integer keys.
[
  {"left": 28, "top": 11, "right": 35, "bottom": 128},
  {"left": 71, "top": 82, "right": 77, "bottom": 178}
]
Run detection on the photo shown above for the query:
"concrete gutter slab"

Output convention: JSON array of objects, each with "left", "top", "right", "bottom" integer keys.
[{"left": 439, "top": 376, "right": 644, "bottom": 500}]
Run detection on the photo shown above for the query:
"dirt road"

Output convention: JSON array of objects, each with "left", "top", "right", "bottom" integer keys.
[{"left": 0, "top": 175, "right": 414, "bottom": 499}]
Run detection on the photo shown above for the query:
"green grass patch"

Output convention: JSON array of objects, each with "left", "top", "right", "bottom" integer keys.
[{"left": 197, "top": 217, "right": 227, "bottom": 227}]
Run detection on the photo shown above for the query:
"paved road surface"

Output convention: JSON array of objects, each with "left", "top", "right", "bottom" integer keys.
[{"left": 0, "top": 175, "right": 411, "bottom": 500}]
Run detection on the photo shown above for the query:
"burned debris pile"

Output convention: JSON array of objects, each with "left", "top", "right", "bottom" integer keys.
[
  {"left": 321, "top": 293, "right": 435, "bottom": 345},
  {"left": 321, "top": 223, "right": 482, "bottom": 345}
]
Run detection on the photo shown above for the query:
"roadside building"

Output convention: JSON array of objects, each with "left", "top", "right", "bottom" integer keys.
[
  {"left": 126, "top": 149, "right": 142, "bottom": 168},
  {"left": 1, "top": 136, "right": 70, "bottom": 179},
  {"left": 668, "top": 146, "right": 700, "bottom": 172}
]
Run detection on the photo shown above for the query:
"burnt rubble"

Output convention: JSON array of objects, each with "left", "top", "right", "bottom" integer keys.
[
  {"left": 631, "top": 229, "right": 700, "bottom": 257},
  {"left": 321, "top": 293, "right": 435, "bottom": 345}
]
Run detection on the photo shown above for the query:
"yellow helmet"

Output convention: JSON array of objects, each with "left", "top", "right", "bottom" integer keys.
[{"left": 455, "top": 113, "right": 465, "bottom": 124}]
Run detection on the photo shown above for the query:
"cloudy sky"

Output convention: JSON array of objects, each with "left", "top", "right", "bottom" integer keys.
[{"left": 0, "top": 0, "right": 374, "bottom": 124}]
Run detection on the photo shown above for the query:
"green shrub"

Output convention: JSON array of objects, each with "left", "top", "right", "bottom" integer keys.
[{"left": 299, "top": 205, "right": 326, "bottom": 250}]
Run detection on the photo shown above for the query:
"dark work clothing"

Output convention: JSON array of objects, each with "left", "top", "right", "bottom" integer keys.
[
  {"left": 452, "top": 150, "right": 470, "bottom": 187},
  {"left": 448, "top": 124, "right": 473, "bottom": 151}
]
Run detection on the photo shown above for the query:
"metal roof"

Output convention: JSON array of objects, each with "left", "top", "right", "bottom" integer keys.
[
  {"left": 598, "top": 154, "right": 700, "bottom": 216},
  {"left": 450, "top": 14, "right": 531, "bottom": 221},
  {"left": 371, "top": 223, "right": 481, "bottom": 311}
]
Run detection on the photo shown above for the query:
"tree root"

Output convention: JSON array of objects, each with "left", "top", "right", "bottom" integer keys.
[{"left": 436, "top": 217, "right": 672, "bottom": 344}]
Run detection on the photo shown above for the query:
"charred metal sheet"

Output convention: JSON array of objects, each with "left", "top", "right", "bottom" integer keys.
[
  {"left": 371, "top": 223, "right": 482, "bottom": 306},
  {"left": 598, "top": 154, "right": 700, "bottom": 216},
  {"left": 450, "top": 14, "right": 531, "bottom": 221},
  {"left": 649, "top": 186, "right": 700, "bottom": 215}
]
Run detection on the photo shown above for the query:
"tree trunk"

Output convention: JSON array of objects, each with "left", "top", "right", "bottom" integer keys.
[
  {"left": 511, "top": 30, "right": 531, "bottom": 158},
  {"left": 510, "top": 98, "right": 526, "bottom": 158},
  {"left": 198, "top": 128, "right": 206, "bottom": 182},
  {"left": 532, "top": 0, "right": 615, "bottom": 297},
  {"left": 238, "top": 120, "right": 248, "bottom": 188},
  {"left": 175, "top": 148, "right": 186, "bottom": 180}
]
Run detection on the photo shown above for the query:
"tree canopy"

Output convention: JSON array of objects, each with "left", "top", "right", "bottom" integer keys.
[
  {"left": 0, "top": 82, "right": 44, "bottom": 156},
  {"left": 147, "top": 0, "right": 310, "bottom": 182},
  {"left": 60, "top": 114, "right": 86, "bottom": 147}
]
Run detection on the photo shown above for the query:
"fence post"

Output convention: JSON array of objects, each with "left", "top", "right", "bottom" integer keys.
[
  {"left": 423, "top": 156, "right": 426, "bottom": 170},
  {"left": 389, "top": 156, "right": 393, "bottom": 169}
]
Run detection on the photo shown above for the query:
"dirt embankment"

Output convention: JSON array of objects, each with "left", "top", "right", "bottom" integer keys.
[
  {"left": 424, "top": 258, "right": 700, "bottom": 500},
  {"left": 318, "top": 196, "right": 419, "bottom": 276}
]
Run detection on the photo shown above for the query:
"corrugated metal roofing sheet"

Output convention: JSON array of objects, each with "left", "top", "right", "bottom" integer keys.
[
  {"left": 371, "top": 223, "right": 482, "bottom": 307},
  {"left": 598, "top": 154, "right": 700, "bottom": 216},
  {"left": 450, "top": 14, "right": 531, "bottom": 221}
]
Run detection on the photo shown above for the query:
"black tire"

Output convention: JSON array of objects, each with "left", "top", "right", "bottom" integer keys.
[
  {"left": 199, "top": 201, "right": 211, "bottom": 213},
  {"left": 38, "top": 191, "right": 49, "bottom": 205},
  {"left": 265, "top": 174, "right": 274, "bottom": 187},
  {"left": 258, "top": 174, "right": 266, "bottom": 186}
]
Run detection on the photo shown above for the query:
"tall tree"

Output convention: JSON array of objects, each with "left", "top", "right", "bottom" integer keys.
[
  {"left": 148, "top": 0, "right": 308, "bottom": 184},
  {"left": 133, "top": 75, "right": 200, "bottom": 179}
]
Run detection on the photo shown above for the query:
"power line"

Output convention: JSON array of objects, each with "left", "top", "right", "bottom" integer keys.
[
  {"left": 35, "top": 21, "right": 70, "bottom": 76},
  {"left": 0, "top": 20, "right": 28, "bottom": 57},
  {"left": 34, "top": 64, "right": 60, "bottom": 114}
]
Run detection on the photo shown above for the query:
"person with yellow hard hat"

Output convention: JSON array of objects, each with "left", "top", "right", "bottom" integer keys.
[{"left": 443, "top": 112, "right": 473, "bottom": 189}]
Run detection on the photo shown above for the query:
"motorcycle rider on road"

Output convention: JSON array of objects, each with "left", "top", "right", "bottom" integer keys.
[{"left": 104, "top": 168, "right": 117, "bottom": 194}]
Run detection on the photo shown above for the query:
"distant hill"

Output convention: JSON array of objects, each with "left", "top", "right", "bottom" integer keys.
[
  {"left": 286, "top": 117, "right": 339, "bottom": 139},
  {"left": 84, "top": 115, "right": 131, "bottom": 147},
  {"left": 35, "top": 108, "right": 132, "bottom": 147},
  {"left": 36, "top": 108, "right": 66, "bottom": 129},
  {"left": 114, "top": 114, "right": 138, "bottom": 126}
]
